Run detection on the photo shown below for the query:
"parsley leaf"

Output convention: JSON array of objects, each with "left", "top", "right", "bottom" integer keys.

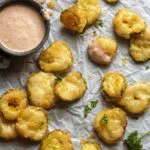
[
  {"left": 55, "top": 77, "right": 62, "bottom": 83},
  {"left": 100, "top": 114, "right": 109, "bottom": 125},
  {"left": 125, "top": 131, "right": 150, "bottom": 150},
  {"left": 91, "top": 100, "right": 98, "bottom": 108},
  {"left": 146, "top": 66, "right": 149, "bottom": 70},
  {"left": 84, "top": 100, "right": 98, "bottom": 118},
  {"left": 95, "top": 20, "right": 104, "bottom": 27}
]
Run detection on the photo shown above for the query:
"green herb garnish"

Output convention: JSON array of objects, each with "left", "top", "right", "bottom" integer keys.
[
  {"left": 95, "top": 20, "right": 104, "bottom": 27},
  {"left": 125, "top": 131, "right": 150, "bottom": 150},
  {"left": 55, "top": 77, "right": 62, "bottom": 83},
  {"left": 90, "top": 100, "right": 98, "bottom": 108},
  {"left": 146, "top": 66, "right": 149, "bottom": 70},
  {"left": 100, "top": 114, "right": 109, "bottom": 125},
  {"left": 84, "top": 100, "right": 98, "bottom": 118}
]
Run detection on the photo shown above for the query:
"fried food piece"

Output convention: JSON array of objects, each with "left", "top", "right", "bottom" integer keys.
[
  {"left": 60, "top": 6, "right": 87, "bottom": 33},
  {"left": 60, "top": 0, "right": 102, "bottom": 33},
  {"left": 27, "top": 72, "right": 57, "bottom": 110},
  {"left": 16, "top": 106, "right": 48, "bottom": 141},
  {"left": 129, "top": 26, "right": 150, "bottom": 62},
  {"left": 106, "top": 0, "right": 117, "bottom": 3},
  {"left": 0, "top": 89, "right": 27, "bottom": 121},
  {"left": 77, "top": 0, "right": 102, "bottom": 25},
  {"left": 38, "top": 40, "right": 73, "bottom": 73},
  {"left": 113, "top": 8, "right": 146, "bottom": 39},
  {"left": 118, "top": 83, "right": 150, "bottom": 114},
  {"left": 101, "top": 72, "right": 127, "bottom": 102},
  {"left": 55, "top": 72, "right": 87, "bottom": 102},
  {"left": 88, "top": 36, "right": 117, "bottom": 65},
  {"left": 40, "top": 129, "right": 73, "bottom": 150},
  {"left": 0, "top": 112, "right": 17, "bottom": 140},
  {"left": 81, "top": 141, "right": 102, "bottom": 150},
  {"left": 94, "top": 108, "right": 127, "bottom": 144}
]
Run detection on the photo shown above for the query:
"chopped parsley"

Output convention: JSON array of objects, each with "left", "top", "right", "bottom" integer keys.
[
  {"left": 146, "top": 66, "right": 149, "bottom": 70},
  {"left": 100, "top": 114, "right": 109, "bottom": 125},
  {"left": 95, "top": 20, "right": 104, "bottom": 27},
  {"left": 125, "top": 131, "right": 150, "bottom": 150},
  {"left": 55, "top": 77, "right": 62, "bottom": 83},
  {"left": 84, "top": 100, "right": 98, "bottom": 118}
]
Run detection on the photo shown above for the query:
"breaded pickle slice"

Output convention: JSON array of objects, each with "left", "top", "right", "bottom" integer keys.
[
  {"left": 118, "top": 83, "right": 150, "bottom": 114},
  {"left": 77, "top": 0, "right": 102, "bottom": 25},
  {"left": 81, "top": 141, "right": 102, "bottom": 150},
  {"left": 55, "top": 72, "right": 87, "bottom": 101},
  {"left": 60, "top": 6, "right": 87, "bottom": 33},
  {"left": 0, "top": 112, "right": 17, "bottom": 140},
  {"left": 40, "top": 129, "right": 73, "bottom": 150},
  {"left": 113, "top": 8, "right": 145, "bottom": 39},
  {"left": 94, "top": 108, "right": 127, "bottom": 144},
  {"left": 16, "top": 106, "right": 48, "bottom": 141},
  {"left": 0, "top": 89, "right": 28, "bottom": 121},
  {"left": 101, "top": 72, "right": 127, "bottom": 102},
  {"left": 88, "top": 36, "right": 117, "bottom": 65},
  {"left": 27, "top": 71, "right": 57, "bottom": 109},
  {"left": 39, "top": 40, "right": 73, "bottom": 73},
  {"left": 129, "top": 26, "right": 150, "bottom": 62}
]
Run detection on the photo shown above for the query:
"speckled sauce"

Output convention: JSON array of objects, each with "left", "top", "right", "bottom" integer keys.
[{"left": 0, "top": 3, "right": 46, "bottom": 52}]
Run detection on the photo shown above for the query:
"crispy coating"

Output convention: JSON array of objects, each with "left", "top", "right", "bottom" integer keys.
[
  {"left": 106, "top": 0, "right": 117, "bottom": 3},
  {"left": 0, "top": 112, "right": 17, "bottom": 140},
  {"left": 27, "top": 72, "right": 57, "bottom": 110},
  {"left": 88, "top": 36, "right": 117, "bottom": 65},
  {"left": 101, "top": 72, "right": 127, "bottom": 102},
  {"left": 129, "top": 26, "right": 150, "bottom": 62},
  {"left": 118, "top": 83, "right": 150, "bottom": 114},
  {"left": 81, "top": 141, "right": 102, "bottom": 150},
  {"left": 0, "top": 89, "right": 27, "bottom": 121},
  {"left": 40, "top": 129, "right": 73, "bottom": 150},
  {"left": 55, "top": 72, "right": 87, "bottom": 102},
  {"left": 16, "top": 106, "right": 48, "bottom": 141},
  {"left": 60, "top": 0, "right": 102, "bottom": 33},
  {"left": 94, "top": 108, "right": 127, "bottom": 144},
  {"left": 113, "top": 8, "right": 146, "bottom": 39},
  {"left": 38, "top": 40, "right": 73, "bottom": 73},
  {"left": 60, "top": 6, "right": 87, "bottom": 33},
  {"left": 77, "top": 0, "right": 102, "bottom": 25}
]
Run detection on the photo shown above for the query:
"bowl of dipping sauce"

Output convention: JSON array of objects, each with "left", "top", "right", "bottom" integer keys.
[{"left": 0, "top": 0, "right": 50, "bottom": 56}]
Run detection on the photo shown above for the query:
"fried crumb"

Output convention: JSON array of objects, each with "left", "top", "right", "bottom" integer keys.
[
  {"left": 47, "top": 0, "right": 57, "bottom": 9},
  {"left": 122, "top": 56, "right": 128, "bottom": 66}
]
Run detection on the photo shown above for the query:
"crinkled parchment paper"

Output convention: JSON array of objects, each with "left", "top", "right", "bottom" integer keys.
[{"left": 0, "top": 0, "right": 150, "bottom": 149}]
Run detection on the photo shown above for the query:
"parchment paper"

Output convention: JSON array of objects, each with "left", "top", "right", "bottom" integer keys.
[{"left": 0, "top": 0, "right": 150, "bottom": 149}]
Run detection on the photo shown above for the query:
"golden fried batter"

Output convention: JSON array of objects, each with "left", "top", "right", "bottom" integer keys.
[
  {"left": 16, "top": 106, "right": 48, "bottom": 141},
  {"left": 129, "top": 26, "right": 150, "bottom": 62},
  {"left": 40, "top": 129, "right": 73, "bottom": 150},
  {"left": 0, "top": 89, "right": 27, "bottom": 121},
  {"left": 81, "top": 141, "right": 102, "bottom": 150},
  {"left": 0, "top": 112, "right": 17, "bottom": 140},
  {"left": 77, "top": 0, "right": 102, "bottom": 25},
  {"left": 60, "top": 6, "right": 87, "bottom": 33},
  {"left": 55, "top": 72, "right": 87, "bottom": 102},
  {"left": 27, "top": 72, "right": 57, "bottom": 110},
  {"left": 113, "top": 8, "right": 146, "bottom": 39},
  {"left": 60, "top": 0, "right": 101, "bottom": 33},
  {"left": 101, "top": 72, "right": 127, "bottom": 102},
  {"left": 118, "top": 83, "right": 150, "bottom": 114},
  {"left": 88, "top": 36, "right": 117, "bottom": 65},
  {"left": 94, "top": 108, "right": 127, "bottom": 144},
  {"left": 38, "top": 40, "right": 73, "bottom": 73}
]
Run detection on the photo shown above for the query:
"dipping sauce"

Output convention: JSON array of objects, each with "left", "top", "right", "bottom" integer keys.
[{"left": 0, "top": 3, "right": 46, "bottom": 52}]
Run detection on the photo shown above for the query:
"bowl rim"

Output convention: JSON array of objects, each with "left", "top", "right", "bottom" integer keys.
[{"left": 0, "top": 0, "right": 50, "bottom": 56}]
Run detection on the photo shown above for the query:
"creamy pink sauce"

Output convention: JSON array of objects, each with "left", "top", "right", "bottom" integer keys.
[{"left": 0, "top": 3, "right": 46, "bottom": 52}]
